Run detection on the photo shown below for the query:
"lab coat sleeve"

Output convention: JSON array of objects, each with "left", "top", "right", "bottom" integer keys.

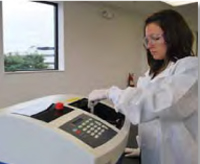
[{"left": 109, "top": 57, "right": 198, "bottom": 125}]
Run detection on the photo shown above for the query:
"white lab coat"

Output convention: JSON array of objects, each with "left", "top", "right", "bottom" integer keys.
[{"left": 109, "top": 56, "right": 198, "bottom": 164}]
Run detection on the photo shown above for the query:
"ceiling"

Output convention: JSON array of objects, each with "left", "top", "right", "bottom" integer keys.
[{"left": 98, "top": 1, "right": 198, "bottom": 18}]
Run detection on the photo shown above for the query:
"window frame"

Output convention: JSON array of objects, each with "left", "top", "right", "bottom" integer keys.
[{"left": 3, "top": 1, "right": 59, "bottom": 72}]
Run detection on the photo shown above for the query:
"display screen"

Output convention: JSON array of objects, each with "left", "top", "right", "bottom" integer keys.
[{"left": 72, "top": 118, "right": 83, "bottom": 125}]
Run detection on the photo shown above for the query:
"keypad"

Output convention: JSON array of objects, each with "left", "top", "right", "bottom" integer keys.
[
  {"left": 72, "top": 118, "right": 108, "bottom": 139},
  {"left": 60, "top": 114, "right": 117, "bottom": 148}
]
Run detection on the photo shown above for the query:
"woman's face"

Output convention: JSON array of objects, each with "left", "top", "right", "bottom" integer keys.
[{"left": 144, "top": 23, "right": 167, "bottom": 60}]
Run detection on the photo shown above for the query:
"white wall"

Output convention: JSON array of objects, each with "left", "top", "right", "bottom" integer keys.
[
  {"left": 63, "top": 2, "right": 145, "bottom": 91},
  {"left": 0, "top": 1, "right": 145, "bottom": 108},
  {"left": 0, "top": 2, "right": 197, "bottom": 108}
]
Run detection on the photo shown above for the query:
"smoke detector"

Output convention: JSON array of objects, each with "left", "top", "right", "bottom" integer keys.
[{"left": 101, "top": 9, "right": 114, "bottom": 19}]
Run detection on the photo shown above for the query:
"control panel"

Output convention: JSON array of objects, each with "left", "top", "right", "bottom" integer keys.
[{"left": 60, "top": 114, "right": 117, "bottom": 148}]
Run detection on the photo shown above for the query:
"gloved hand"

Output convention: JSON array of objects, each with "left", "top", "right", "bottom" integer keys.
[
  {"left": 88, "top": 89, "right": 109, "bottom": 112},
  {"left": 124, "top": 147, "right": 140, "bottom": 157},
  {"left": 88, "top": 86, "right": 122, "bottom": 112},
  {"left": 88, "top": 89, "right": 109, "bottom": 102}
]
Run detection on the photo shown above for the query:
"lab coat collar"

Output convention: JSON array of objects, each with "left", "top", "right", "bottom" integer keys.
[{"left": 145, "top": 61, "right": 175, "bottom": 82}]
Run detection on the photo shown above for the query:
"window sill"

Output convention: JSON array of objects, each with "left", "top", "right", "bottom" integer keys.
[{"left": 4, "top": 69, "right": 65, "bottom": 75}]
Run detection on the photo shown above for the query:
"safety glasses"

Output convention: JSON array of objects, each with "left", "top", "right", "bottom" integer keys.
[{"left": 143, "top": 34, "right": 164, "bottom": 48}]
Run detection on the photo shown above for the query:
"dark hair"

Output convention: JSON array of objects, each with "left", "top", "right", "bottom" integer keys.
[{"left": 144, "top": 9, "right": 194, "bottom": 78}]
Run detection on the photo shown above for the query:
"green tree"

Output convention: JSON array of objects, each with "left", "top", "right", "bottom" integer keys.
[{"left": 4, "top": 52, "right": 48, "bottom": 72}]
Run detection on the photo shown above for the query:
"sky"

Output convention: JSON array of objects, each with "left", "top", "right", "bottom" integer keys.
[{"left": 2, "top": 1, "right": 55, "bottom": 54}]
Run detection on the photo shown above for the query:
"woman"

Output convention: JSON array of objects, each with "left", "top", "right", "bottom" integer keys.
[{"left": 88, "top": 9, "right": 198, "bottom": 164}]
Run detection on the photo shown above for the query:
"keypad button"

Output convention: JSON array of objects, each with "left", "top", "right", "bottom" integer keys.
[
  {"left": 95, "top": 121, "right": 101, "bottom": 125},
  {"left": 86, "top": 130, "right": 91, "bottom": 134},
  {"left": 76, "top": 130, "right": 81, "bottom": 135},
  {"left": 98, "top": 132, "right": 102, "bottom": 135},
  {"left": 101, "top": 129, "right": 105, "bottom": 133},
  {"left": 94, "top": 130, "right": 98, "bottom": 133},
  {"left": 86, "top": 125, "right": 91, "bottom": 128},
  {"left": 73, "top": 128, "right": 77, "bottom": 132},
  {"left": 102, "top": 125, "right": 108, "bottom": 129}
]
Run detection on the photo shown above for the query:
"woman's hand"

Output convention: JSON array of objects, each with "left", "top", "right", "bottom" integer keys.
[
  {"left": 124, "top": 147, "right": 140, "bottom": 157},
  {"left": 88, "top": 89, "right": 109, "bottom": 102}
]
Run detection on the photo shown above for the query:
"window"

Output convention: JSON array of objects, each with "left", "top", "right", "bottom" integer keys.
[{"left": 3, "top": 1, "right": 58, "bottom": 72}]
